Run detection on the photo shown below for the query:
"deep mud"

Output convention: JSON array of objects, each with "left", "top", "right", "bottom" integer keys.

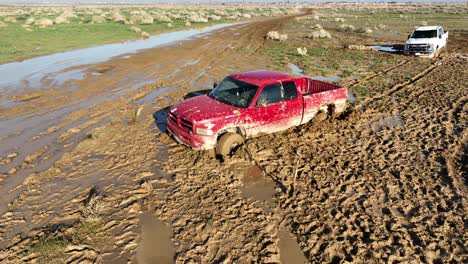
[{"left": 0, "top": 11, "right": 467, "bottom": 264}]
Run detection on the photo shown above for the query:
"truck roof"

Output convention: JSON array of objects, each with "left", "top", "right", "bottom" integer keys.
[
  {"left": 228, "top": 70, "right": 294, "bottom": 86},
  {"left": 415, "top": 26, "right": 440, "bottom": 31}
]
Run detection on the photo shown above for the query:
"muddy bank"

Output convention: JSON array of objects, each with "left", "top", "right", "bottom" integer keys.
[{"left": 0, "top": 12, "right": 467, "bottom": 263}]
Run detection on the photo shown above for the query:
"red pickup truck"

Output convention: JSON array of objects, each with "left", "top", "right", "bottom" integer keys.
[{"left": 167, "top": 70, "right": 347, "bottom": 156}]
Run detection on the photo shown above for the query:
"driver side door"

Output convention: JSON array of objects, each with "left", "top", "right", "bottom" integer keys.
[{"left": 246, "top": 82, "right": 301, "bottom": 136}]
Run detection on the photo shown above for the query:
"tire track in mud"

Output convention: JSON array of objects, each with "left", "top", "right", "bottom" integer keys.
[
  {"left": 0, "top": 16, "right": 297, "bottom": 262},
  {"left": 341, "top": 58, "right": 414, "bottom": 89},
  {"left": 357, "top": 58, "right": 445, "bottom": 110}
]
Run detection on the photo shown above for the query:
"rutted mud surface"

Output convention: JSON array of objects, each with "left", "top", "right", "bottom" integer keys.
[{"left": 0, "top": 13, "right": 467, "bottom": 264}]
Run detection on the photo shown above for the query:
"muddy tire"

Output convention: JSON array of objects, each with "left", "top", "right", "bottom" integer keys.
[
  {"left": 316, "top": 111, "right": 328, "bottom": 122},
  {"left": 216, "top": 133, "right": 244, "bottom": 157}
]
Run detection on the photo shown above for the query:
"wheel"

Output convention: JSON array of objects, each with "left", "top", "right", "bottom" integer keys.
[
  {"left": 216, "top": 133, "right": 244, "bottom": 157},
  {"left": 434, "top": 46, "right": 440, "bottom": 58}
]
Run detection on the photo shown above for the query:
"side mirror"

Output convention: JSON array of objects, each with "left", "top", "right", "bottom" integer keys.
[
  {"left": 439, "top": 35, "right": 442, "bottom": 39},
  {"left": 213, "top": 82, "right": 218, "bottom": 89}
]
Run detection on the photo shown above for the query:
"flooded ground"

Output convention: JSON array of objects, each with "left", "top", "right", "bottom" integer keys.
[
  {"left": 0, "top": 23, "right": 233, "bottom": 94},
  {"left": 0, "top": 7, "right": 467, "bottom": 263}
]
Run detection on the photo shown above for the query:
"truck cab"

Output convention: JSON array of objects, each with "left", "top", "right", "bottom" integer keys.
[{"left": 404, "top": 26, "right": 448, "bottom": 58}]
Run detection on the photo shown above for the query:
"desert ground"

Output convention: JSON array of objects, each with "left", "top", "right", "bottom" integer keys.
[{"left": 0, "top": 3, "right": 467, "bottom": 263}]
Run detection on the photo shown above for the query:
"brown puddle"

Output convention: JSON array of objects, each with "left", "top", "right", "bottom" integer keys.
[
  {"left": 136, "top": 212, "right": 175, "bottom": 264},
  {"left": 277, "top": 229, "right": 307, "bottom": 264},
  {"left": 240, "top": 165, "right": 276, "bottom": 202}
]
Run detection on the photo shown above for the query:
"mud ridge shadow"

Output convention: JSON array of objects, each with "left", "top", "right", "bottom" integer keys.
[
  {"left": 153, "top": 89, "right": 212, "bottom": 133},
  {"left": 152, "top": 106, "right": 171, "bottom": 133}
]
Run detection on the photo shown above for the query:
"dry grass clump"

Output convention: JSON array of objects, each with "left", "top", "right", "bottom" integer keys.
[
  {"left": 334, "top": 17, "right": 345, "bottom": 23},
  {"left": 297, "top": 47, "right": 307, "bottom": 56},
  {"left": 129, "top": 12, "right": 154, "bottom": 25},
  {"left": 54, "top": 16, "right": 69, "bottom": 24},
  {"left": 266, "top": 31, "right": 288, "bottom": 41},
  {"left": 141, "top": 31, "right": 150, "bottom": 38},
  {"left": 185, "top": 21, "right": 191, "bottom": 27},
  {"left": 420, "top": 21, "right": 428, "bottom": 26},
  {"left": 306, "top": 28, "right": 332, "bottom": 39},
  {"left": 375, "top": 24, "right": 386, "bottom": 30},
  {"left": 0, "top": 21, "right": 6, "bottom": 27},
  {"left": 34, "top": 18, "right": 53, "bottom": 28},
  {"left": 91, "top": 15, "right": 106, "bottom": 24},
  {"left": 337, "top": 24, "right": 355, "bottom": 32},
  {"left": 355, "top": 27, "right": 373, "bottom": 34},
  {"left": 25, "top": 17, "right": 35, "bottom": 25},
  {"left": 4, "top": 17, "right": 17, "bottom": 23},
  {"left": 111, "top": 10, "right": 126, "bottom": 23},
  {"left": 311, "top": 24, "right": 323, "bottom": 29},
  {"left": 129, "top": 26, "right": 141, "bottom": 33}
]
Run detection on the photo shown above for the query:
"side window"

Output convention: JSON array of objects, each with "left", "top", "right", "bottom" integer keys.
[
  {"left": 283, "top": 81, "right": 298, "bottom": 100},
  {"left": 256, "top": 83, "right": 282, "bottom": 107}
]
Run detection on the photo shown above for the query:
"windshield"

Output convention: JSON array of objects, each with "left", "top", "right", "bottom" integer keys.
[
  {"left": 411, "top": 30, "right": 437, "bottom": 39},
  {"left": 208, "top": 77, "right": 258, "bottom": 108}
]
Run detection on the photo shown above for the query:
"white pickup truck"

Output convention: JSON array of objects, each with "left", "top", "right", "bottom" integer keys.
[{"left": 404, "top": 26, "right": 448, "bottom": 58}]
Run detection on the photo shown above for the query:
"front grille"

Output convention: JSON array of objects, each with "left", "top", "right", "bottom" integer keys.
[
  {"left": 168, "top": 112, "right": 193, "bottom": 133},
  {"left": 180, "top": 118, "right": 193, "bottom": 132},
  {"left": 168, "top": 112, "right": 178, "bottom": 125},
  {"left": 407, "top": 44, "right": 433, "bottom": 54}
]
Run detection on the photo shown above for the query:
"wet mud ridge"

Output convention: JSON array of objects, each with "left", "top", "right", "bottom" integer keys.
[{"left": 0, "top": 16, "right": 467, "bottom": 263}]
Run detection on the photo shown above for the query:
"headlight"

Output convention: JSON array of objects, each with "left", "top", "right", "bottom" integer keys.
[{"left": 196, "top": 128, "right": 214, "bottom": 136}]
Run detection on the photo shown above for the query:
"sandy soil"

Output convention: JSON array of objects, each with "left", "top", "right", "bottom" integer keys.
[{"left": 0, "top": 11, "right": 467, "bottom": 264}]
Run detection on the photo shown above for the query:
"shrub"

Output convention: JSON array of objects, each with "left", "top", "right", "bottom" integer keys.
[
  {"left": 35, "top": 18, "right": 53, "bottom": 28},
  {"left": 306, "top": 29, "right": 331, "bottom": 39},
  {"left": 266, "top": 31, "right": 287, "bottom": 41},
  {"left": 4, "top": 17, "right": 17, "bottom": 23},
  {"left": 311, "top": 24, "right": 323, "bottom": 29},
  {"left": 297, "top": 47, "right": 307, "bottom": 56},
  {"left": 91, "top": 16, "right": 105, "bottom": 23},
  {"left": 54, "top": 16, "right": 69, "bottom": 24},
  {"left": 129, "top": 26, "right": 141, "bottom": 33},
  {"left": 25, "top": 17, "right": 35, "bottom": 25},
  {"left": 334, "top": 17, "right": 345, "bottom": 23},
  {"left": 338, "top": 24, "right": 355, "bottom": 32},
  {"left": 355, "top": 27, "right": 373, "bottom": 34}
]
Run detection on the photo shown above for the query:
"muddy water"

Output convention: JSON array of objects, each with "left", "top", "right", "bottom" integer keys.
[
  {"left": 0, "top": 23, "right": 233, "bottom": 93},
  {"left": 240, "top": 165, "right": 276, "bottom": 202},
  {"left": 136, "top": 212, "right": 175, "bottom": 264},
  {"left": 277, "top": 229, "right": 307, "bottom": 264}
]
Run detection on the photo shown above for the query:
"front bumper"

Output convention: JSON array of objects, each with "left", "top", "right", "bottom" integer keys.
[
  {"left": 404, "top": 44, "right": 434, "bottom": 56},
  {"left": 166, "top": 116, "right": 217, "bottom": 150}
]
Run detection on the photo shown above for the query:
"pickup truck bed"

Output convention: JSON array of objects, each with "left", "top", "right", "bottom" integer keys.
[{"left": 297, "top": 77, "right": 347, "bottom": 124}]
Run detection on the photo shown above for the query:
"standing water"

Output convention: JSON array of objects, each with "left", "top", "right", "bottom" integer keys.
[{"left": 0, "top": 23, "right": 234, "bottom": 93}]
